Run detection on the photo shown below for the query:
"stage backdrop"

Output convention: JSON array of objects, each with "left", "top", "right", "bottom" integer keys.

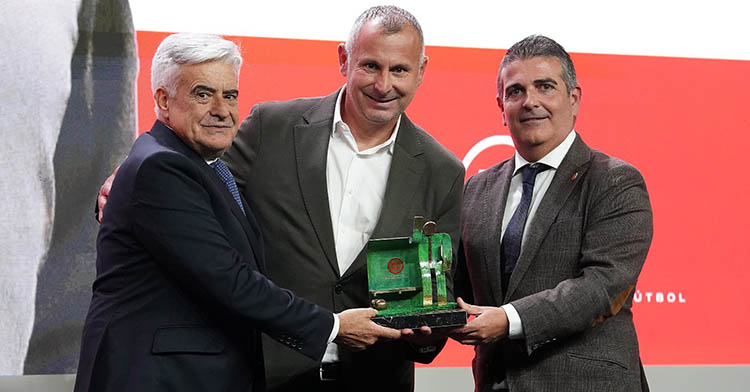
[
  {"left": 129, "top": 1, "right": 749, "bottom": 368},
  {"left": 1, "top": 0, "right": 748, "bottom": 379}
]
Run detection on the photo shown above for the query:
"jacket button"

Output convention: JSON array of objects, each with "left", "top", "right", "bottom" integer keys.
[{"left": 335, "top": 284, "right": 343, "bottom": 294}]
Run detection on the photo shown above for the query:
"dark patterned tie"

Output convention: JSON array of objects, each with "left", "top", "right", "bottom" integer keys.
[
  {"left": 500, "top": 163, "right": 550, "bottom": 297},
  {"left": 210, "top": 160, "right": 245, "bottom": 215}
]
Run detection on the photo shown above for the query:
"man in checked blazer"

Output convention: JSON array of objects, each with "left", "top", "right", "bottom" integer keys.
[{"left": 451, "top": 35, "right": 653, "bottom": 391}]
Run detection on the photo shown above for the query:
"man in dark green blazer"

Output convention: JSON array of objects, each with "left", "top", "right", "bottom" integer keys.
[{"left": 222, "top": 6, "right": 464, "bottom": 392}]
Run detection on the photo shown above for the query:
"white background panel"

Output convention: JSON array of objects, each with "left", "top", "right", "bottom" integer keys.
[{"left": 130, "top": 0, "right": 750, "bottom": 60}]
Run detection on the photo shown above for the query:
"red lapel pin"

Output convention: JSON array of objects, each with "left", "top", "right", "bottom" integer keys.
[{"left": 571, "top": 172, "right": 578, "bottom": 181}]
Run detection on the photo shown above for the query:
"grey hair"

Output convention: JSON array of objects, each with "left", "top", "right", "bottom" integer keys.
[
  {"left": 345, "top": 5, "right": 426, "bottom": 66},
  {"left": 497, "top": 35, "right": 577, "bottom": 94},
  {"left": 151, "top": 33, "right": 242, "bottom": 100}
]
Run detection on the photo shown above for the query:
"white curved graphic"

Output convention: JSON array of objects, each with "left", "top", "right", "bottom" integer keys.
[{"left": 462, "top": 134, "right": 515, "bottom": 170}]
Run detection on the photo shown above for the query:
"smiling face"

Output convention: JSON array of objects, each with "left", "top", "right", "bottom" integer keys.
[
  {"left": 338, "top": 19, "right": 426, "bottom": 135},
  {"left": 155, "top": 61, "right": 239, "bottom": 159},
  {"left": 498, "top": 56, "right": 581, "bottom": 161}
]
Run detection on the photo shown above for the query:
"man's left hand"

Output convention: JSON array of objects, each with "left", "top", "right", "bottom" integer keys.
[
  {"left": 447, "top": 297, "right": 509, "bottom": 345},
  {"left": 400, "top": 325, "right": 446, "bottom": 346}
]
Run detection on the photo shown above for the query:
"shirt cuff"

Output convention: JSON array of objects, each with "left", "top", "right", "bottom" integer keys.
[
  {"left": 501, "top": 303, "right": 523, "bottom": 339},
  {"left": 327, "top": 313, "right": 340, "bottom": 345}
]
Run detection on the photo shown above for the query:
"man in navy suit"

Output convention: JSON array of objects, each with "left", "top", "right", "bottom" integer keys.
[{"left": 74, "top": 33, "right": 399, "bottom": 392}]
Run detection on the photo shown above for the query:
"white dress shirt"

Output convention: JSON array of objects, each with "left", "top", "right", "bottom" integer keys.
[
  {"left": 327, "top": 88, "right": 399, "bottom": 273},
  {"left": 323, "top": 87, "right": 399, "bottom": 362},
  {"left": 501, "top": 130, "right": 577, "bottom": 339}
]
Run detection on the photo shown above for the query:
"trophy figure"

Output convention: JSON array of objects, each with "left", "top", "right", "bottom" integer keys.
[{"left": 367, "top": 216, "right": 467, "bottom": 329}]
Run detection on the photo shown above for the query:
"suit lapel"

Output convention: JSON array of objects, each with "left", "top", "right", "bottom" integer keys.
[
  {"left": 371, "top": 115, "right": 425, "bottom": 237},
  {"left": 203, "top": 163, "right": 267, "bottom": 271},
  {"left": 237, "top": 194, "right": 266, "bottom": 272},
  {"left": 506, "top": 135, "right": 592, "bottom": 299},
  {"left": 150, "top": 121, "right": 267, "bottom": 271},
  {"left": 294, "top": 92, "right": 340, "bottom": 276},
  {"left": 483, "top": 159, "right": 515, "bottom": 305}
]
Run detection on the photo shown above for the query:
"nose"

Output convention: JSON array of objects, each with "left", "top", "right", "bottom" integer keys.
[
  {"left": 373, "top": 70, "right": 392, "bottom": 95},
  {"left": 209, "top": 95, "right": 230, "bottom": 119},
  {"left": 522, "top": 90, "right": 540, "bottom": 109}
]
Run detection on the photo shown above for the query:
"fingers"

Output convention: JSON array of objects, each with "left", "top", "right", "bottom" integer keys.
[
  {"left": 447, "top": 326, "right": 482, "bottom": 346},
  {"left": 343, "top": 307, "right": 378, "bottom": 318},
  {"left": 334, "top": 308, "right": 401, "bottom": 350},
  {"left": 402, "top": 325, "right": 433, "bottom": 335},
  {"left": 453, "top": 335, "right": 481, "bottom": 346},
  {"left": 448, "top": 306, "right": 508, "bottom": 346},
  {"left": 375, "top": 324, "right": 402, "bottom": 340},
  {"left": 457, "top": 297, "right": 482, "bottom": 315},
  {"left": 446, "top": 308, "right": 486, "bottom": 345},
  {"left": 400, "top": 325, "right": 433, "bottom": 340},
  {"left": 97, "top": 185, "right": 108, "bottom": 222},
  {"left": 97, "top": 166, "right": 119, "bottom": 223}
]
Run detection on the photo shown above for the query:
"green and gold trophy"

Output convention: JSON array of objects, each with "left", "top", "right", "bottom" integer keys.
[{"left": 367, "top": 216, "right": 467, "bottom": 329}]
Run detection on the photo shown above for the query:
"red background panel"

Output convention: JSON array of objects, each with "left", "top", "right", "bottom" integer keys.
[{"left": 135, "top": 31, "right": 750, "bottom": 366}]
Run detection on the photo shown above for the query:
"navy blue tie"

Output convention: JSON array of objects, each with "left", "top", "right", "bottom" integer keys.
[
  {"left": 210, "top": 160, "right": 245, "bottom": 215},
  {"left": 500, "top": 163, "right": 550, "bottom": 296}
]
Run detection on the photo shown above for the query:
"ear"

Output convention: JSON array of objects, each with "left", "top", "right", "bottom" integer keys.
[
  {"left": 496, "top": 94, "right": 507, "bottom": 126},
  {"left": 154, "top": 87, "right": 170, "bottom": 118},
  {"left": 416, "top": 55, "right": 429, "bottom": 87},
  {"left": 337, "top": 43, "right": 348, "bottom": 77},
  {"left": 569, "top": 85, "right": 582, "bottom": 118}
]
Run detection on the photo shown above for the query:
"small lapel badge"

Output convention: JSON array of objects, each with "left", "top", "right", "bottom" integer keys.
[{"left": 571, "top": 172, "right": 578, "bottom": 181}]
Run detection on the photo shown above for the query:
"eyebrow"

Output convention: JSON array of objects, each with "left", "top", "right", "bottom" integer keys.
[
  {"left": 358, "top": 57, "right": 412, "bottom": 71},
  {"left": 534, "top": 78, "right": 558, "bottom": 85},
  {"left": 191, "top": 85, "right": 238, "bottom": 96},
  {"left": 191, "top": 85, "right": 216, "bottom": 94},
  {"left": 390, "top": 62, "right": 411, "bottom": 70}
]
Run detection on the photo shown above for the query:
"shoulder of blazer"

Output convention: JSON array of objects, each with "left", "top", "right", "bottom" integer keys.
[
  {"left": 398, "top": 114, "right": 464, "bottom": 173},
  {"left": 124, "top": 121, "right": 206, "bottom": 178},
  {"left": 251, "top": 90, "right": 340, "bottom": 126},
  {"left": 465, "top": 156, "right": 513, "bottom": 189},
  {"left": 567, "top": 134, "right": 644, "bottom": 186}
]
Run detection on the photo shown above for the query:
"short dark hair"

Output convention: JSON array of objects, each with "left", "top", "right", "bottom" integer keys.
[
  {"left": 346, "top": 5, "right": 426, "bottom": 66},
  {"left": 497, "top": 35, "right": 577, "bottom": 93}
]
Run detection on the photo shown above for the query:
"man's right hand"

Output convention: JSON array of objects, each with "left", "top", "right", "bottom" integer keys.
[
  {"left": 97, "top": 166, "right": 119, "bottom": 222},
  {"left": 446, "top": 297, "right": 509, "bottom": 346},
  {"left": 334, "top": 308, "right": 401, "bottom": 351}
]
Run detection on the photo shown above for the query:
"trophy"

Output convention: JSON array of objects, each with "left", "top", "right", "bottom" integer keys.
[{"left": 367, "top": 216, "right": 467, "bottom": 329}]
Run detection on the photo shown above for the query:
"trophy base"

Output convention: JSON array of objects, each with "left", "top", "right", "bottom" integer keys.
[{"left": 372, "top": 309, "right": 467, "bottom": 329}]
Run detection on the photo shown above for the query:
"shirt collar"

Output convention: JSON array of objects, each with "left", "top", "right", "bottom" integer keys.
[
  {"left": 513, "top": 130, "right": 577, "bottom": 175},
  {"left": 332, "top": 86, "right": 400, "bottom": 155}
]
